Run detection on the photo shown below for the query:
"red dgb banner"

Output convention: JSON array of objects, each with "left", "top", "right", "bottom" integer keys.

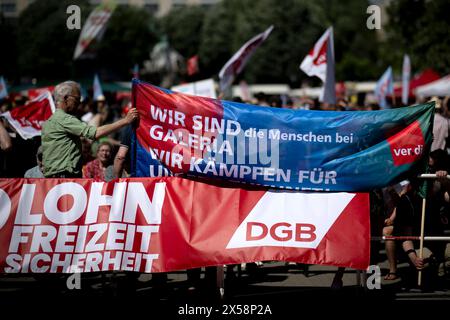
[{"left": 0, "top": 177, "right": 370, "bottom": 274}]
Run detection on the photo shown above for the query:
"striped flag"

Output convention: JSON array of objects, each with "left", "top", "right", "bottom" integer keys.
[
  {"left": 375, "top": 66, "right": 394, "bottom": 109},
  {"left": 0, "top": 76, "right": 8, "bottom": 99},
  {"left": 219, "top": 25, "right": 273, "bottom": 93},
  {"left": 93, "top": 74, "right": 104, "bottom": 101},
  {"left": 402, "top": 55, "right": 411, "bottom": 105}
]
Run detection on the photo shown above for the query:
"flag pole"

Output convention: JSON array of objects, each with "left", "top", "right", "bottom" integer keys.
[{"left": 418, "top": 192, "right": 427, "bottom": 286}]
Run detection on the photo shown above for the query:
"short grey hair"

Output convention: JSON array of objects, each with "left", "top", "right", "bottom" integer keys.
[{"left": 54, "top": 81, "right": 81, "bottom": 103}]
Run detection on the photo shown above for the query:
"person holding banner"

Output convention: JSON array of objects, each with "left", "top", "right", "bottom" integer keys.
[
  {"left": 391, "top": 179, "right": 426, "bottom": 275},
  {"left": 395, "top": 155, "right": 449, "bottom": 286},
  {"left": 42, "top": 81, "right": 139, "bottom": 178}
]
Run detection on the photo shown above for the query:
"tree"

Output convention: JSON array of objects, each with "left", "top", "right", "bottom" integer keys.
[
  {"left": 199, "top": 0, "right": 324, "bottom": 86},
  {"left": 197, "top": 0, "right": 383, "bottom": 86},
  {"left": 311, "top": 0, "right": 382, "bottom": 81},
  {"left": 96, "top": 5, "right": 158, "bottom": 79},
  {"left": 0, "top": 14, "right": 18, "bottom": 81},
  {"left": 160, "top": 6, "right": 207, "bottom": 59},
  {"left": 198, "top": 0, "right": 237, "bottom": 79},
  {"left": 16, "top": 1, "right": 158, "bottom": 81},
  {"left": 17, "top": 0, "right": 90, "bottom": 80},
  {"left": 385, "top": 0, "right": 450, "bottom": 75}
]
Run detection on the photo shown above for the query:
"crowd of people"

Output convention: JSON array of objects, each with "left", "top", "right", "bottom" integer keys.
[
  {"left": 0, "top": 81, "right": 137, "bottom": 180},
  {"left": 0, "top": 80, "right": 450, "bottom": 292}
]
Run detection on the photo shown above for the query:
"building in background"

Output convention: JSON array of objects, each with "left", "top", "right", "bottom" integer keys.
[{"left": 0, "top": 0, "right": 35, "bottom": 18}]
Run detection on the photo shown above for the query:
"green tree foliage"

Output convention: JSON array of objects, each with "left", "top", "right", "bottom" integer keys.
[
  {"left": 16, "top": 1, "right": 157, "bottom": 81},
  {"left": 17, "top": 0, "right": 90, "bottom": 80},
  {"left": 198, "top": 0, "right": 237, "bottom": 78},
  {"left": 198, "top": 0, "right": 382, "bottom": 85},
  {"left": 385, "top": 0, "right": 450, "bottom": 75},
  {"left": 11, "top": 0, "right": 449, "bottom": 84},
  {"left": 311, "top": 0, "right": 382, "bottom": 81},
  {"left": 160, "top": 6, "right": 207, "bottom": 59},
  {"left": 97, "top": 5, "right": 158, "bottom": 79}
]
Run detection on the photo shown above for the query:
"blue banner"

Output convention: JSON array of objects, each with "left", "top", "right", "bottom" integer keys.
[{"left": 132, "top": 79, "right": 434, "bottom": 191}]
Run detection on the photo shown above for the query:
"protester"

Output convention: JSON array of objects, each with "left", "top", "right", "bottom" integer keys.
[
  {"left": 113, "top": 121, "right": 133, "bottom": 178},
  {"left": 0, "top": 120, "right": 12, "bottom": 152},
  {"left": 430, "top": 97, "right": 449, "bottom": 151},
  {"left": 82, "top": 141, "right": 114, "bottom": 180},
  {"left": 382, "top": 185, "right": 403, "bottom": 280},
  {"left": 41, "top": 81, "right": 139, "bottom": 178},
  {"left": 394, "top": 159, "right": 449, "bottom": 284},
  {"left": 24, "top": 145, "right": 44, "bottom": 178}
]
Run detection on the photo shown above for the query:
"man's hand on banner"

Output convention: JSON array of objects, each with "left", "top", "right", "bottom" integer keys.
[{"left": 125, "top": 108, "right": 139, "bottom": 124}]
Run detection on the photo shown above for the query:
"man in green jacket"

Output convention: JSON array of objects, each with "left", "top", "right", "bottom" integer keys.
[{"left": 42, "top": 80, "right": 138, "bottom": 178}]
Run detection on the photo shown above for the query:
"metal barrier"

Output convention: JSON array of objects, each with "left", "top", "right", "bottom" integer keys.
[{"left": 373, "top": 236, "right": 450, "bottom": 242}]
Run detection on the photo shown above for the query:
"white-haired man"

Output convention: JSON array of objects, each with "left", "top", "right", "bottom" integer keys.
[{"left": 42, "top": 81, "right": 138, "bottom": 178}]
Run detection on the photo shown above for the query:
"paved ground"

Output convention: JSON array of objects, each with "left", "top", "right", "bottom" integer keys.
[{"left": 1, "top": 255, "right": 449, "bottom": 318}]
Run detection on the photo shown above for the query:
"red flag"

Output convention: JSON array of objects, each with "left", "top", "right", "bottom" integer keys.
[
  {"left": 0, "top": 91, "right": 55, "bottom": 139},
  {"left": 27, "top": 86, "right": 55, "bottom": 100},
  {"left": 300, "top": 27, "right": 336, "bottom": 104},
  {"left": 187, "top": 55, "right": 199, "bottom": 76}
]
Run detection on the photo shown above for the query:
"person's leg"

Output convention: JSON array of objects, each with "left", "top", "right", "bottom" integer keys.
[
  {"left": 331, "top": 267, "right": 345, "bottom": 289},
  {"left": 187, "top": 268, "right": 201, "bottom": 290},
  {"left": 383, "top": 226, "right": 398, "bottom": 280}
]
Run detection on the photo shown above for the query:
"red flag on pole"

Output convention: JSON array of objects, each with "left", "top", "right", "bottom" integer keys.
[
  {"left": 0, "top": 91, "right": 55, "bottom": 139},
  {"left": 300, "top": 27, "right": 336, "bottom": 104},
  {"left": 187, "top": 55, "right": 199, "bottom": 76}
]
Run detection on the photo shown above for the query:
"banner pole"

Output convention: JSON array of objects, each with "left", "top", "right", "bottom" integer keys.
[
  {"left": 217, "top": 265, "right": 225, "bottom": 300},
  {"left": 131, "top": 79, "right": 137, "bottom": 177},
  {"left": 418, "top": 197, "right": 426, "bottom": 287}
]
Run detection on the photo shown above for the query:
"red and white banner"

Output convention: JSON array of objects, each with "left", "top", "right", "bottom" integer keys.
[
  {"left": 300, "top": 27, "right": 331, "bottom": 82},
  {"left": 73, "top": 2, "right": 116, "bottom": 60},
  {"left": 0, "top": 91, "right": 55, "bottom": 139},
  {"left": 0, "top": 177, "right": 370, "bottom": 274},
  {"left": 300, "top": 27, "right": 336, "bottom": 104}
]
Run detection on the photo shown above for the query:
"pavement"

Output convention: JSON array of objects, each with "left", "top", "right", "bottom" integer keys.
[{"left": 1, "top": 254, "right": 450, "bottom": 318}]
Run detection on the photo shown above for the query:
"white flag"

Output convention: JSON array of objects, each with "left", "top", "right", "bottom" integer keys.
[
  {"left": 219, "top": 26, "right": 273, "bottom": 94},
  {"left": 375, "top": 66, "right": 394, "bottom": 109},
  {"left": 0, "top": 76, "right": 8, "bottom": 99},
  {"left": 93, "top": 74, "right": 104, "bottom": 101},
  {"left": 73, "top": 2, "right": 116, "bottom": 60},
  {"left": 402, "top": 54, "right": 411, "bottom": 105},
  {"left": 300, "top": 27, "right": 335, "bottom": 104}
]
